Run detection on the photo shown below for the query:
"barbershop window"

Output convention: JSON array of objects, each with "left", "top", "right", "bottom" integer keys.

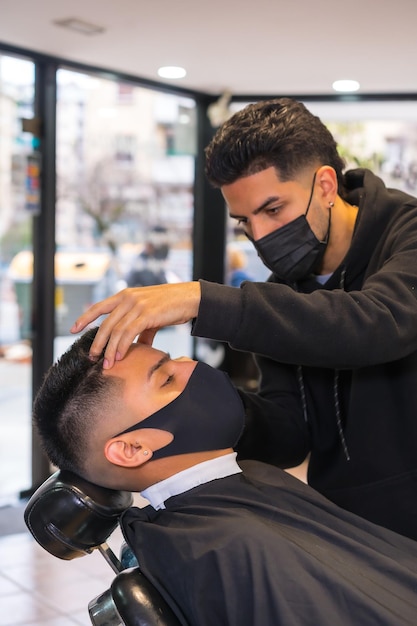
[
  {"left": 55, "top": 69, "right": 196, "bottom": 362},
  {"left": 306, "top": 100, "right": 417, "bottom": 194},
  {"left": 0, "top": 54, "right": 35, "bottom": 500}
]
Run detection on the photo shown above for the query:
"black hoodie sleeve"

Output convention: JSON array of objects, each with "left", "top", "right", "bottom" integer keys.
[
  {"left": 193, "top": 227, "right": 417, "bottom": 371},
  {"left": 235, "top": 355, "right": 310, "bottom": 467}
]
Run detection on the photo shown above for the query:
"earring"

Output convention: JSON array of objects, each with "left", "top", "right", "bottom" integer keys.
[
  {"left": 143, "top": 450, "right": 149, "bottom": 456},
  {"left": 329, "top": 201, "right": 334, "bottom": 208}
]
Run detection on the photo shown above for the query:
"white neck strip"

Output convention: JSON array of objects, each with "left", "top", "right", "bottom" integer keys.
[{"left": 141, "top": 452, "right": 241, "bottom": 510}]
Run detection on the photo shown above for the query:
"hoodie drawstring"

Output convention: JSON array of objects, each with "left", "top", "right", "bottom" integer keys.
[
  {"left": 334, "top": 268, "right": 350, "bottom": 460},
  {"left": 296, "top": 267, "right": 351, "bottom": 461},
  {"left": 333, "top": 369, "right": 350, "bottom": 460}
]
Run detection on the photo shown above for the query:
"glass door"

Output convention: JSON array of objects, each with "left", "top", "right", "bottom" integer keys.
[
  {"left": 56, "top": 69, "right": 197, "bottom": 360},
  {"left": 0, "top": 54, "right": 35, "bottom": 502}
]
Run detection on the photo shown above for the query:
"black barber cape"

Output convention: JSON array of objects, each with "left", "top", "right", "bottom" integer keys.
[{"left": 122, "top": 461, "right": 417, "bottom": 626}]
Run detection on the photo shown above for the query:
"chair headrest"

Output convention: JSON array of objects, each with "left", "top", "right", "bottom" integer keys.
[{"left": 24, "top": 470, "right": 133, "bottom": 560}]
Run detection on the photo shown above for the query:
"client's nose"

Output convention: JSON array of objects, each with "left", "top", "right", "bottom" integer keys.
[{"left": 174, "top": 357, "right": 198, "bottom": 384}]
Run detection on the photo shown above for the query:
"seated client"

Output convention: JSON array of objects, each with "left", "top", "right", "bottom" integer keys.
[{"left": 33, "top": 328, "right": 417, "bottom": 626}]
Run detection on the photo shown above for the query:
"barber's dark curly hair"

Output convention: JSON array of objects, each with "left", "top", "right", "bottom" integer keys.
[
  {"left": 205, "top": 98, "right": 346, "bottom": 195},
  {"left": 33, "top": 328, "right": 121, "bottom": 477}
]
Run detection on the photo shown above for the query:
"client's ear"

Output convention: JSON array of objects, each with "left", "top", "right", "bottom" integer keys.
[{"left": 104, "top": 435, "right": 153, "bottom": 468}]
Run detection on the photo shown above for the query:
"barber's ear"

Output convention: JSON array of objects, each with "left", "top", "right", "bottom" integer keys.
[{"left": 104, "top": 436, "right": 153, "bottom": 468}]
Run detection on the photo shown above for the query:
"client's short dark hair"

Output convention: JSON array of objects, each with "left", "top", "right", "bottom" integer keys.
[
  {"left": 33, "top": 328, "right": 120, "bottom": 477},
  {"left": 205, "top": 98, "right": 346, "bottom": 194}
]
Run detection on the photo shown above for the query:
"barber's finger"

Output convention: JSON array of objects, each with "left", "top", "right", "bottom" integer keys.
[
  {"left": 86, "top": 310, "right": 141, "bottom": 365},
  {"left": 137, "top": 328, "right": 158, "bottom": 346},
  {"left": 70, "top": 291, "right": 125, "bottom": 334},
  {"left": 96, "top": 314, "right": 144, "bottom": 368}
]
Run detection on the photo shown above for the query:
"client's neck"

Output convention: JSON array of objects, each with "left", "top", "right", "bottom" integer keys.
[{"left": 137, "top": 449, "right": 233, "bottom": 491}]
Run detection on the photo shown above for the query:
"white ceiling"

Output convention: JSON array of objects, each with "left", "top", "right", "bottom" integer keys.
[{"left": 0, "top": 0, "right": 417, "bottom": 97}]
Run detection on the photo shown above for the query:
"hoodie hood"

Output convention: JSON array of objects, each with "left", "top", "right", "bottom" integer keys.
[{"left": 335, "top": 168, "right": 417, "bottom": 290}]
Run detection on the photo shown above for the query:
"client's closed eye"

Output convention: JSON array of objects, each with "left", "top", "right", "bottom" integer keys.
[{"left": 161, "top": 374, "right": 174, "bottom": 387}]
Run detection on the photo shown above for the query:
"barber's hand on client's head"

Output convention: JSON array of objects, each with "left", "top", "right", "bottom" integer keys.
[{"left": 70, "top": 282, "right": 202, "bottom": 369}]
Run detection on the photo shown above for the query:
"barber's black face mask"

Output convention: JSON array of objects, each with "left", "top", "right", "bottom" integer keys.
[
  {"left": 249, "top": 173, "right": 330, "bottom": 283},
  {"left": 116, "top": 361, "right": 245, "bottom": 460}
]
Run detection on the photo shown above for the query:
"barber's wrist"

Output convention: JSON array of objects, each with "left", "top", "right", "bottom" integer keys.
[{"left": 183, "top": 281, "right": 201, "bottom": 320}]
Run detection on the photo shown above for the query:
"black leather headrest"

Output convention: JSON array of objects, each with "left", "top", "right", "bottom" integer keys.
[{"left": 24, "top": 470, "right": 133, "bottom": 560}]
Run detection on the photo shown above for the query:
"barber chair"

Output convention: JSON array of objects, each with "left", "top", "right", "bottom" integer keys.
[{"left": 24, "top": 470, "right": 185, "bottom": 625}]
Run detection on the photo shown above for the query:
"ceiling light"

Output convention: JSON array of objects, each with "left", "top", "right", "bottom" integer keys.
[
  {"left": 332, "top": 79, "right": 360, "bottom": 93},
  {"left": 53, "top": 18, "right": 105, "bottom": 36},
  {"left": 158, "top": 66, "right": 187, "bottom": 80}
]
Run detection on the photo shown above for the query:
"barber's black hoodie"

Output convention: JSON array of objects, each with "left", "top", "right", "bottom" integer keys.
[{"left": 193, "top": 169, "right": 417, "bottom": 540}]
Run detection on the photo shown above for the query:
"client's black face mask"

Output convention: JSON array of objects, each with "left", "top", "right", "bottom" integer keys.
[
  {"left": 116, "top": 361, "right": 245, "bottom": 460},
  {"left": 249, "top": 172, "right": 330, "bottom": 283}
]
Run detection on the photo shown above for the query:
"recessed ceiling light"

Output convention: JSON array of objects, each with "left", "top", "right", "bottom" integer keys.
[
  {"left": 157, "top": 66, "right": 187, "bottom": 79},
  {"left": 332, "top": 79, "right": 360, "bottom": 93},
  {"left": 53, "top": 18, "right": 105, "bottom": 36}
]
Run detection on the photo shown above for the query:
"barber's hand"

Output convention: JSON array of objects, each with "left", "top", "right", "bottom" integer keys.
[{"left": 70, "top": 282, "right": 201, "bottom": 368}]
